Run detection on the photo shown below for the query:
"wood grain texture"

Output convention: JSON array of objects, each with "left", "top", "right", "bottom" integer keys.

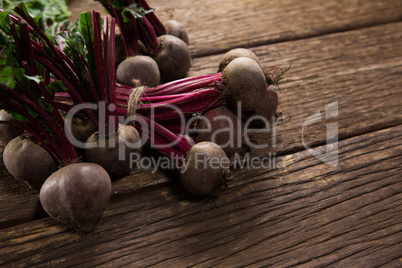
[
  {"left": 0, "top": 125, "right": 400, "bottom": 267},
  {"left": 68, "top": 0, "right": 402, "bottom": 57}
]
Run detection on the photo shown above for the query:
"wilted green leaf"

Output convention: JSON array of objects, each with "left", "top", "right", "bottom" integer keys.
[{"left": 24, "top": 74, "right": 43, "bottom": 84}]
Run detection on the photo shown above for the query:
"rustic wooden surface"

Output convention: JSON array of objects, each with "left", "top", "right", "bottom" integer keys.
[{"left": 1, "top": 0, "right": 402, "bottom": 267}]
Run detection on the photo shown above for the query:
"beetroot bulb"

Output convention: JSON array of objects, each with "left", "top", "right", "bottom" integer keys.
[
  {"left": 218, "top": 48, "right": 260, "bottom": 72},
  {"left": 153, "top": 35, "right": 192, "bottom": 82},
  {"left": 180, "top": 142, "right": 231, "bottom": 196},
  {"left": 84, "top": 124, "right": 142, "bottom": 179},
  {"left": 3, "top": 135, "right": 58, "bottom": 190},
  {"left": 194, "top": 106, "right": 247, "bottom": 156},
  {"left": 222, "top": 57, "right": 267, "bottom": 113},
  {"left": 116, "top": 55, "right": 161, "bottom": 87},
  {"left": 61, "top": 110, "right": 98, "bottom": 144},
  {"left": 40, "top": 163, "right": 111, "bottom": 234},
  {"left": 256, "top": 87, "right": 278, "bottom": 120},
  {"left": 130, "top": 116, "right": 230, "bottom": 196},
  {"left": 164, "top": 20, "right": 189, "bottom": 45}
]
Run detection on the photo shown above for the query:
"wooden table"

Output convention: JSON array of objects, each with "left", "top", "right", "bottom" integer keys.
[{"left": 1, "top": 0, "right": 402, "bottom": 266}]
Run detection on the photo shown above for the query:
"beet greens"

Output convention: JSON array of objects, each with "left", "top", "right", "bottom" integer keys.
[
  {"left": 0, "top": 4, "right": 120, "bottom": 162},
  {"left": 0, "top": 7, "right": 77, "bottom": 163}
]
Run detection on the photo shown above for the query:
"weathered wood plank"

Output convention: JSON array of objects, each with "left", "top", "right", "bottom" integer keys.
[
  {"left": 0, "top": 125, "right": 400, "bottom": 267},
  {"left": 68, "top": 0, "right": 402, "bottom": 57},
  {"left": 1, "top": 21, "right": 401, "bottom": 230}
]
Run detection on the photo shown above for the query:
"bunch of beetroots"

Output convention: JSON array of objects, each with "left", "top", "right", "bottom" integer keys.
[
  {"left": 96, "top": 0, "right": 191, "bottom": 85},
  {"left": 54, "top": 45, "right": 281, "bottom": 196},
  {"left": 0, "top": 2, "right": 282, "bottom": 234},
  {"left": 99, "top": 49, "right": 280, "bottom": 196}
]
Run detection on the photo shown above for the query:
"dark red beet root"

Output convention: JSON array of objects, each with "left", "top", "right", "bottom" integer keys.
[
  {"left": 243, "top": 87, "right": 278, "bottom": 128},
  {"left": 180, "top": 142, "right": 230, "bottom": 196},
  {"left": 3, "top": 136, "right": 57, "bottom": 190},
  {"left": 195, "top": 106, "right": 245, "bottom": 156},
  {"left": 84, "top": 124, "right": 141, "bottom": 179},
  {"left": 62, "top": 111, "right": 98, "bottom": 144},
  {"left": 116, "top": 55, "right": 160, "bottom": 87},
  {"left": 218, "top": 48, "right": 260, "bottom": 72},
  {"left": 164, "top": 20, "right": 189, "bottom": 45},
  {"left": 39, "top": 163, "right": 112, "bottom": 234},
  {"left": 256, "top": 87, "right": 278, "bottom": 119},
  {"left": 153, "top": 35, "right": 192, "bottom": 82},
  {"left": 222, "top": 57, "right": 267, "bottom": 112}
]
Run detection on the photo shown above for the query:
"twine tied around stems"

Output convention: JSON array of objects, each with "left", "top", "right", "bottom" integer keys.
[{"left": 127, "top": 86, "right": 146, "bottom": 119}]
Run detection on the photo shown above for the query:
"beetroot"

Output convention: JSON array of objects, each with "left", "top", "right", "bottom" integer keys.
[
  {"left": 3, "top": 136, "right": 58, "bottom": 190},
  {"left": 218, "top": 48, "right": 260, "bottom": 72},
  {"left": 95, "top": 1, "right": 191, "bottom": 82},
  {"left": 84, "top": 124, "right": 141, "bottom": 178},
  {"left": 62, "top": 111, "right": 98, "bottom": 144},
  {"left": 164, "top": 20, "right": 189, "bottom": 45},
  {"left": 116, "top": 55, "right": 160, "bottom": 87},
  {"left": 180, "top": 142, "right": 230, "bottom": 195},
  {"left": 242, "top": 87, "right": 279, "bottom": 128},
  {"left": 194, "top": 106, "right": 245, "bottom": 156},
  {"left": 39, "top": 163, "right": 111, "bottom": 233},
  {"left": 222, "top": 57, "right": 267, "bottom": 112},
  {"left": 0, "top": 110, "right": 24, "bottom": 146},
  {"left": 256, "top": 87, "right": 278, "bottom": 120},
  {"left": 153, "top": 35, "right": 192, "bottom": 82}
]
